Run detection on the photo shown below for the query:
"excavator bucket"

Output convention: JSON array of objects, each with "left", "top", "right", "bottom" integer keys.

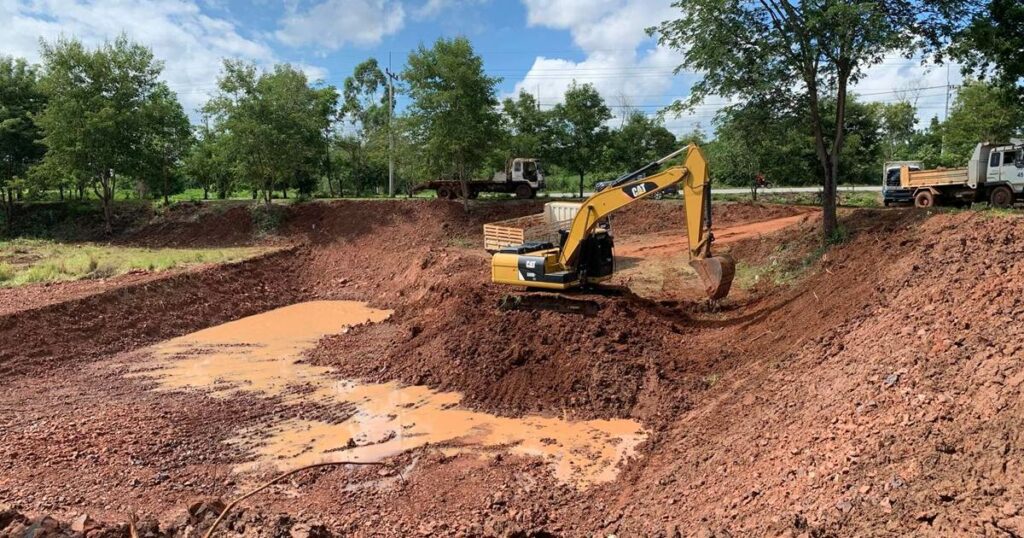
[{"left": 690, "top": 254, "right": 736, "bottom": 301}]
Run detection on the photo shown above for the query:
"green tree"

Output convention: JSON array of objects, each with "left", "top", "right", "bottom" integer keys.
[
  {"left": 606, "top": 111, "right": 676, "bottom": 173},
  {"left": 501, "top": 92, "right": 550, "bottom": 159},
  {"left": 141, "top": 85, "right": 191, "bottom": 204},
  {"left": 184, "top": 122, "right": 235, "bottom": 199},
  {"left": 548, "top": 82, "right": 612, "bottom": 197},
  {"left": 313, "top": 85, "right": 340, "bottom": 197},
  {"left": 403, "top": 37, "right": 501, "bottom": 191},
  {"left": 37, "top": 36, "right": 166, "bottom": 233},
  {"left": 953, "top": 0, "right": 1024, "bottom": 102},
  {"left": 654, "top": 0, "right": 969, "bottom": 241},
  {"left": 942, "top": 80, "right": 1024, "bottom": 162},
  {"left": 872, "top": 101, "right": 918, "bottom": 160},
  {"left": 340, "top": 59, "right": 390, "bottom": 196},
  {"left": 0, "top": 56, "right": 46, "bottom": 230},
  {"left": 204, "top": 61, "right": 328, "bottom": 204}
]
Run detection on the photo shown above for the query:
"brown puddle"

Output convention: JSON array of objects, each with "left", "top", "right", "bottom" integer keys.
[{"left": 132, "top": 301, "right": 647, "bottom": 487}]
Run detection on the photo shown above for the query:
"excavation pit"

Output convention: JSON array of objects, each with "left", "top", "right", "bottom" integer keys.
[{"left": 131, "top": 300, "right": 648, "bottom": 487}]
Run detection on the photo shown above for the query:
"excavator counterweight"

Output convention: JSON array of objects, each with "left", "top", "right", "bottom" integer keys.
[{"left": 490, "top": 144, "right": 734, "bottom": 301}]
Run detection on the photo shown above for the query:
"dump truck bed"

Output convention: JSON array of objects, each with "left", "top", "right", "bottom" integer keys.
[
  {"left": 483, "top": 202, "right": 580, "bottom": 252},
  {"left": 901, "top": 167, "right": 969, "bottom": 188}
]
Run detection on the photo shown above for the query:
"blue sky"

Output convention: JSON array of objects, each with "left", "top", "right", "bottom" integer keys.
[{"left": 2, "top": 0, "right": 962, "bottom": 134}]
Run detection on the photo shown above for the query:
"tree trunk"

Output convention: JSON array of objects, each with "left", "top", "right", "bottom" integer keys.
[
  {"left": 59, "top": 185, "right": 64, "bottom": 201},
  {"left": 324, "top": 144, "right": 335, "bottom": 198},
  {"left": 578, "top": 172, "right": 585, "bottom": 199},
  {"left": 162, "top": 163, "right": 170, "bottom": 205},
  {"left": 824, "top": 70, "right": 852, "bottom": 243},
  {"left": 96, "top": 171, "right": 114, "bottom": 235},
  {"left": 804, "top": 80, "right": 837, "bottom": 243},
  {"left": 4, "top": 188, "right": 14, "bottom": 234}
]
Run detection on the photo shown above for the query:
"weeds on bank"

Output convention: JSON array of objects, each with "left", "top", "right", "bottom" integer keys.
[
  {"left": 0, "top": 239, "right": 266, "bottom": 287},
  {"left": 250, "top": 205, "right": 286, "bottom": 237},
  {"left": 734, "top": 225, "right": 847, "bottom": 291}
]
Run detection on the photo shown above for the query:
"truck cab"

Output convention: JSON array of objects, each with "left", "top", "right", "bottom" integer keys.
[
  {"left": 985, "top": 145, "right": 1024, "bottom": 190},
  {"left": 883, "top": 160, "right": 921, "bottom": 206},
  {"left": 499, "top": 158, "right": 545, "bottom": 189}
]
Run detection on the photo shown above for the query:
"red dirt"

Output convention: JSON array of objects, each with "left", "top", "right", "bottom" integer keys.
[{"left": 2, "top": 199, "right": 1023, "bottom": 537}]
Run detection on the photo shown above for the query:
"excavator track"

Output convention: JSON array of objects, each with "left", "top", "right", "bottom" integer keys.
[{"left": 498, "top": 293, "right": 603, "bottom": 316}]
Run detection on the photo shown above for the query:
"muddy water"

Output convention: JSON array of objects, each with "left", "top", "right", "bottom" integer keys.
[{"left": 133, "top": 301, "right": 647, "bottom": 487}]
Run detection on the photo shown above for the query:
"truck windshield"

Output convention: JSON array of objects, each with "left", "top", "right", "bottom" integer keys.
[{"left": 523, "top": 161, "right": 537, "bottom": 180}]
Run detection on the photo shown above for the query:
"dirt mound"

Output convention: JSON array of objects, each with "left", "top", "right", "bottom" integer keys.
[
  {"left": 591, "top": 210, "right": 1024, "bottom": 536},
  {"left": 9, "top": 196, "right": 1024, "bottom": 536},
  {"left": 0, "top": 249, "right": 305, "bottom": 377},
  {"left": 121, "top": 202, "right": 259, "bottom": 248},
  {"left": 613, "top": 200, "right": 809, "bottom": 235},
  {"left": 3, "top": 201, "right": 153, "bottom": 241}
]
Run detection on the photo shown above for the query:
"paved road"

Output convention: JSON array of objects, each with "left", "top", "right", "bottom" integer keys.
[{"left": 546, "top": 185, "right": 882, "bottom": 198}]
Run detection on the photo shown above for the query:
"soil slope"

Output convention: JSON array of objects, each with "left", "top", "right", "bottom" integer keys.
[{"left": 1, "top": 199, "right": 1021, "bottom": 537}]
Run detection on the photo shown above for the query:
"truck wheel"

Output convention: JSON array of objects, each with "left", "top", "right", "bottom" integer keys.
[
  {"left": 914, "top": 191, "right": 935, "bottom": 208},
  {"left": 515, "top": 184, "right": 534, "bottom": 199},
  {"left": 989, "top": 186, "right": 1013, "bottom": 208},
  {"left": 436, "top": 186, "right": 452, "bottom": 199}
]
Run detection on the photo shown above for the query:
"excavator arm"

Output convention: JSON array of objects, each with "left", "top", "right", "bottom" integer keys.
[{"left": 559, "top": 144, "right": 714, "bottom": 268}]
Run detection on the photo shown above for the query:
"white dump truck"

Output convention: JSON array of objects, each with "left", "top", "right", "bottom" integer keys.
[
  {"left": 412, "top": 158, "right": 545, "bottom": 200},
  {"left": 900, "top": 141, "right": 1024, "bottom": 208}
]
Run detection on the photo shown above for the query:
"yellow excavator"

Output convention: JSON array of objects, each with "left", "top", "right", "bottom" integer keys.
[{"left": 491, "top": 144, "right": 735, "bottom": 301}]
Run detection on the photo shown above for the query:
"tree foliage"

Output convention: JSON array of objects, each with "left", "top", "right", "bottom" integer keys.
[
  {"left": 953, "top": 0, "right": 1024, "bottom": 102},
  {"left": 204, "top": 61, "right": 333, "bottom": 203},
  {"left": 941, "top": 80, "right": 1024, "bottom": 162},
  {"left": 0, "top": 56, "right": 46, "bottom": 228},
  {"left": 338, "top": 59, "right": 389, "bottom": 196},
  {"left": 654, "top": 0, "right": 973, "bottom": 241},
  {"left": 183, "top": 122, "right": 235, "bottom": 200},
  {"left": 548, "top": 82, "right": 612, "bottom": 197},
  {"left": 501, "top": 92, "right": 550, "bottom": 159},
  {"left": 403, "top": 37, "right": 501, "bottom": 181},
  {"left": 606, "top": 111, "right": 677, "bottom": 173},
  {"left": 140, "top": 84, "right": 191, "bottom": 203},
  {"left": 36, "top": 36, "right": 172, "bottom": 232}
]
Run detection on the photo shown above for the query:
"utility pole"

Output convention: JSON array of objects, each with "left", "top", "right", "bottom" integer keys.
[
  {"left": 942, "top": 62, "right": 952, "bottom": 156},
  {"left": 386, "top": 52, "right": 396, "bottom": 197}
]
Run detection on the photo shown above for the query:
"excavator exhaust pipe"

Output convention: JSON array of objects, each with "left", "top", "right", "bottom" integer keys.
[{"left": 690, "top": 254, "right": 736, "bottom": 301}]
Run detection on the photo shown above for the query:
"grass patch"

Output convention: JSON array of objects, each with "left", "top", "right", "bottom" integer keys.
[
  {"left": 0, "top": 239, "right": 268, "bottom": 287},
  {"left": 733, "top": 240, "right": 833, "bottom": 291}
]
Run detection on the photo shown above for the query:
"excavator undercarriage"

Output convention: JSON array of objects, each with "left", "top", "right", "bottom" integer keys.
[{"left": 490, "top": 144, "right": 735, "bottom": 304}]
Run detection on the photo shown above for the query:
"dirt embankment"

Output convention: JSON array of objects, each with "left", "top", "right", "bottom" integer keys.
[{"left": 3, "top": 198, "right": 1024, "bottom": 536}]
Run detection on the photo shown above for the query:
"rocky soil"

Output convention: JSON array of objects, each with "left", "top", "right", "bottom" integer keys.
[{"left": 2, "top": 198, "right": 1021, "bottom": 536}]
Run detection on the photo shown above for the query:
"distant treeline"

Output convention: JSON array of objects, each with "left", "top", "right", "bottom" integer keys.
[{"left": 1, "top": 33, "right": 1022, "bottom": 232}]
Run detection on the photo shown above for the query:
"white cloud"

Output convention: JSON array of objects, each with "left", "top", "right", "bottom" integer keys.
[
  {"left": 0, "top": 0, "right": 295, "bottom": 117},
  {"left": 276, "top": 0, "right": 404, "bottom": 49},
  {"left": 521, "top": 0, "right": 621, "bottom": 29},
  {"left": 413, "top": 0, "right": 489, "bottom": 18},
  {"left": 854, "top": 57, "right": 963, "bottom": 124},
  {"left": 513, "top": 0, "right": 701, "bottom": 132}
]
